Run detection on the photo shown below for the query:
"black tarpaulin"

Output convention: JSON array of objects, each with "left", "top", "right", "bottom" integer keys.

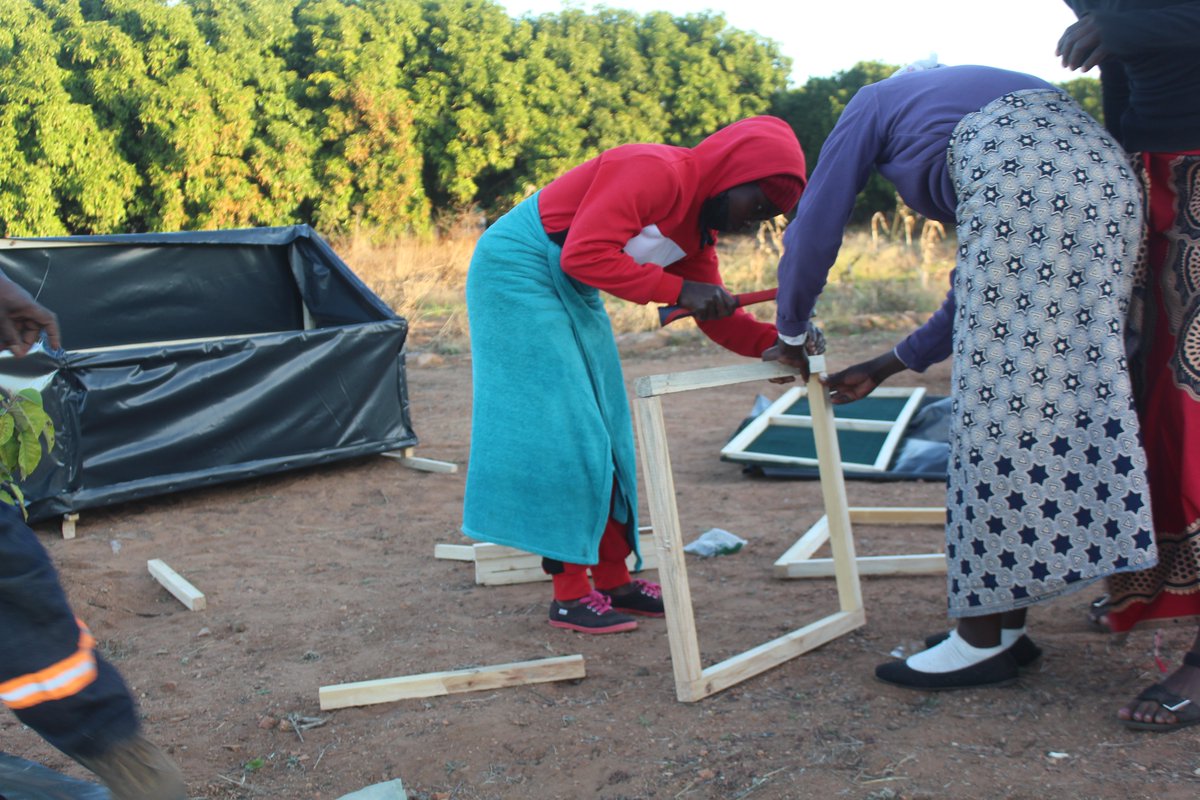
[{"left": 0, "top": 225, "right": 416, "bottom": 522}]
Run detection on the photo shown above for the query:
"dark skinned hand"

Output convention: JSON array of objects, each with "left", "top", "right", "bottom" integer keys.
[
  {"left": 676, "top": 279, "right": 738, "bottom": 322},
  {"left": 0, "top": 275, "right": 60, "bottom": 357},
  {"left": 822, "top": 349, "right": 907, "bottom": 405},
  {"left": 1057, "top": 14, "right": 1109, "bottom": 72},
  {"left": 761, "top": 322, "right": 826, "bottom": 382}
]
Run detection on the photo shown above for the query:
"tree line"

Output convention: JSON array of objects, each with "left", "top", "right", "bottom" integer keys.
[{"left": 0, "top": 0, "right": 1100, "bottom": 237}]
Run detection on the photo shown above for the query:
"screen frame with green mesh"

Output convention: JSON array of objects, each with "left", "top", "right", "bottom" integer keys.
[{"left": 720, "top": 386, "right": 926, "bottom": 471}]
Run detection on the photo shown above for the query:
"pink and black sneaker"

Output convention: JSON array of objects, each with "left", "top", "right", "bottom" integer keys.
[
  {"left": 549, "top": 590, "right": 638, "bottom": 634},
  {"left": 598, "top": 579, "right": 665, "bottom": 617}
]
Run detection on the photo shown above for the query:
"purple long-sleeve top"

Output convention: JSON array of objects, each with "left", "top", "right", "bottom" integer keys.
[{"left": 776, "top": 65, "right": 1054, "bottom": 371}]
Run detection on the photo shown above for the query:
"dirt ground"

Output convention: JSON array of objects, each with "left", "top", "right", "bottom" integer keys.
[{"left": 5, "top": 328, "right": 1200, "bottom": 800}]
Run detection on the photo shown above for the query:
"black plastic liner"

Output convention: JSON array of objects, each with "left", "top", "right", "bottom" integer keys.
[
  {"left": 0, "top": 226, "right": 415, "bottom": 522},
  {"left": 0, "top": 751, "right": 109, "bottom": 799}
]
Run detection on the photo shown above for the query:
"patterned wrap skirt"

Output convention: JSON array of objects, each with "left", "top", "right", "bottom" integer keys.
[
  {"left": 944, "top": 89, "right": 1157, "bottom": 617},
  {"left": 1103, "top": 151, "right": 1200, "bottom": 631}
]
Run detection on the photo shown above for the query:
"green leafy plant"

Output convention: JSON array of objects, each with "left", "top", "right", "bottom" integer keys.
[{"left": 0, "top": 387, "right": 54, "bottom": 513}]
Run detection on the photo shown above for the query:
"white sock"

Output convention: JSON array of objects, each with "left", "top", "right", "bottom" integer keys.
[
  {"left": 907, "top": 630, "right": 1006, "bottom": 673},
  {"left": 1001, "top": 626, "right": 1026, "bottom": 648}
]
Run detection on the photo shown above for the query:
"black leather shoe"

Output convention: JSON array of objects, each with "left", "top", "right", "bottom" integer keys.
[
  {"left": 923, "top": 631, "right": 1043, "bottom": 668},
  {"left": 875, "top": 650, "right": 1019, "bottom": 690}
]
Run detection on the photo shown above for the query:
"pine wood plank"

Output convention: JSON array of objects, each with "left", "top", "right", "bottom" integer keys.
[{"left": 318, "top": 655, "right": 586, "bottom": 709}]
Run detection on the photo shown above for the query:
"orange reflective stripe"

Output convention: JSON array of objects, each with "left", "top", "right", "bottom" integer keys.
[{"left": 0, "top": 620, "right": 98, "bottom": 710}]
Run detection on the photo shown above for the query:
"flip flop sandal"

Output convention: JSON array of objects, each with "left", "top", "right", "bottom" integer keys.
[{"left": 1119, "top": 683, "right": 1200, "bottom": 732}]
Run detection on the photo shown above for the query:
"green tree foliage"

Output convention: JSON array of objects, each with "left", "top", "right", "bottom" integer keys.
[
  {"left": 189, "top": 0, "right": 322, "bottom": 226},
  {"left": 1057, "top": 76, "right": 1104, "bottom": 125},
  {"left": 403, "top": 0, "right": 528, "bottom": 217},
  {"left": 770, "top": 61, "right": 898, "bottom": 223},
  {"left": 0, "top": 387, "right": 54, "bottom": 514},
  {"left": 635, "top": 11, "right": 786, "bottom": 146},
  {"left": 291, "top": 0, "right": 429, "bottom": 235},
  {"left": 0, "top": 0, "right": 918, "bottom": 235},
  {"left": 0, "top": 0, "right": 136, "bottom": 235}
]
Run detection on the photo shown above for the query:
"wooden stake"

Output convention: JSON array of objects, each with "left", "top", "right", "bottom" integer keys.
[
  {"left": 147, "top": 559, "right": 206, "bottom": 611},
  {"left": 318, "top": 654, "right": 586, "bottom": 709}
]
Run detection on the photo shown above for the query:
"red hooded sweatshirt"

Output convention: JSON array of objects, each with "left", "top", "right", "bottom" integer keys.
[{"left": 537, "top": 116, "right": 806, "bottom": 357}]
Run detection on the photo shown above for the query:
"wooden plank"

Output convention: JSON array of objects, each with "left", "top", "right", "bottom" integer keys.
[
  {"left": 771, "top": 517, "right": 830, "bottom": 575},
  {"left": 471, "top": 533, "right": 657, "bottom": 564},
  {"left": 381, "top": 447, "right": 458, "bottom": 474},
  {"left": 147, "top": 559, "right": 206, "bottom": 611},
  {"left": 806, "top": 365, "right": 864, "bottom": 614},
  {"left": 433, "top": 544, "right": 475, "bottom": 561},
  {"left": 318, "top": 654, "right": 586, "bottom": 710},
  {"left": 695, "top": 609, "right": 865, "bottom": 699},
  {"left": 775, "top": 507, "right": 947, "bottom": 578},
  {"left": 719, "top": 385, "right": 803, "bottom": 458},
  {"left": 848, "top": 507, "right": 946, "bottom": 525},
  {"left": 466, "top": 528, "right": 655, "bottom": 562},
  {"left": 436, "top": 533, "right": 657, "bottom": 585},
  {"left": 471, "top": 537, "right": 657, "bottom": 585},
  {"left": 634, "top": 394, "right": 704, "bottom": 701},
  {"left": 870, "top": 386, "right": 927, "bottom": 470},
  {"left": 635, "top": 359, "right": 813, "bottom": 398},
  {"left": 778, "top": 553, "right": 946, "bottom": 578}
]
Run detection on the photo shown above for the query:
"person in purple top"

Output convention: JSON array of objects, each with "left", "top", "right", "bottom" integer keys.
[{"left": 767, "top": 64, "right": 1156, "bottom": 689}]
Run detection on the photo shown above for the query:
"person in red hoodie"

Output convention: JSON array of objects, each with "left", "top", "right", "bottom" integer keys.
[{"left": 462, "top": 116, "right": 807, "bottom": 633}]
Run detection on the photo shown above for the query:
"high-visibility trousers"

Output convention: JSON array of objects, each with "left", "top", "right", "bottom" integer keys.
[{"left": 0, "top": 502, "right": 138, "bottom": 759}]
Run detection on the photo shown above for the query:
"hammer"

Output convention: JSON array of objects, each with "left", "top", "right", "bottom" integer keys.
[{"left": 657, "top": 288, "right": 778, "bottom": 327}]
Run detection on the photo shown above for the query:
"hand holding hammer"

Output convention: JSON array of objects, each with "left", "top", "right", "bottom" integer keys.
[{"left": 657, "top": 286, "right": 778, "bottom": 327}]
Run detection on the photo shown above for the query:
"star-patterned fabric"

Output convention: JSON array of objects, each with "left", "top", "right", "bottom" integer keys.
[{"left": 944, "top": 89, "right": 1157, "bottom": 617}]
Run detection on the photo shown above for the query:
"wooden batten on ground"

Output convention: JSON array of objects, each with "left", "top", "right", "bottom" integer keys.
[
  {"left": 147, "top": 558, "right": 206, "bottom": 611},
  {"left": 632, "top": 357, "right": 865, "bottom": 703},
  {"left": 382, "top": 446, "right": 457, "bottom": 474},
  {"left": 435, "top": 531, "right": 658, "bottom": 586},
  {"left": 774, "top": 507, "right": 947, "bottom": 578},
  {"left": 318, "top": 654, "right": 586, "bottom": 710}
]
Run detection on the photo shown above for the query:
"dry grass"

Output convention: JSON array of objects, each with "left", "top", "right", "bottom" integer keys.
[{"left": 329, "top": 220, "right": 956, "bottom": 353}]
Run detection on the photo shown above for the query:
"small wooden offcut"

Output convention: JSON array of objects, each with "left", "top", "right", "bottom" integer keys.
[
  {"left": 434, "top": 531, "right": 658, "bottom": 586},
  {"left": 633, "top": 356, "right": 864, "bottom": 703}
]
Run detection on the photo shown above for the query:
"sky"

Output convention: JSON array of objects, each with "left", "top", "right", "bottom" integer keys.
[{"left": 498, "top": 1, "right": 1088, "bottom": 87}]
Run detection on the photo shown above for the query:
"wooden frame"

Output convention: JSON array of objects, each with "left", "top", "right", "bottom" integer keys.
[
  {"left": 720, "top": 385, "right": 926, "bottom": 472},
  {"left": 633, "top": 357, "right": 864, "bottom": 702},
  {"left": 774, "top": 506, "right": 946, "bottom": 578},
  {"left": 435, "top": 531, "right": 658, "bottom": 586}
]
